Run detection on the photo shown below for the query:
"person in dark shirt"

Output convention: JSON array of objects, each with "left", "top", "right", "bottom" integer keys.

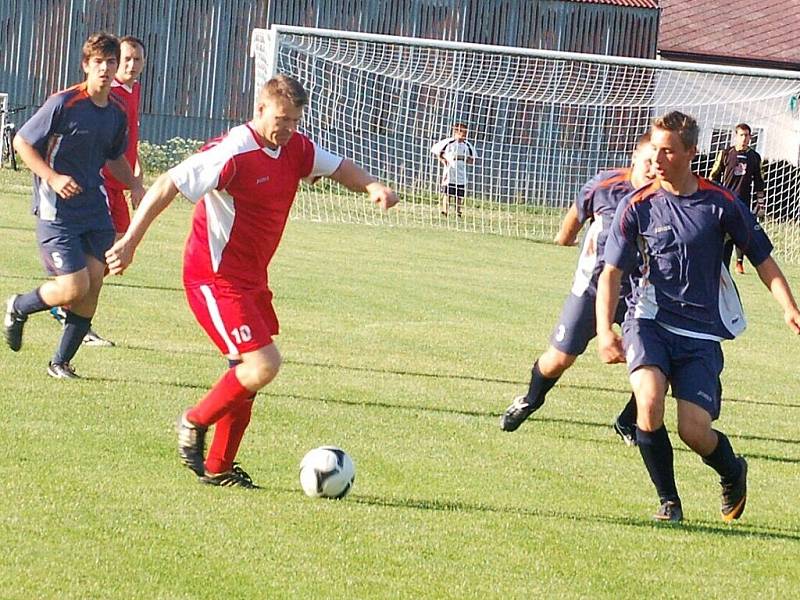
[
  {"left": 597, "top": 111, "right": 800, "bottom": 523},
  {"left": 4, "top": 32, "right": 144, "bottom": 378},
  {"left": 709, "top": 123, "right": 766, "bottom": 274},
  {"left": 500, "top": 133, "right": 653, "bottom": 443}
]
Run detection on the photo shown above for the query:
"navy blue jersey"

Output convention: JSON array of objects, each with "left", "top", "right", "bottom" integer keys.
[
  {"left": 605, "top": 177, "right": 773, "bottom": 340},
  {"left": 571, "top": 168, "right": 639, "bottom": 298},
  {"left": 17, "top": 83, "right": 128, "bottom": 224}
]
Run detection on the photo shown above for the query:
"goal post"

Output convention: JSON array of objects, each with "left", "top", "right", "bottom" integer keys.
[{"left": 251, "top": 26, "right": 800, "bottom": 263}]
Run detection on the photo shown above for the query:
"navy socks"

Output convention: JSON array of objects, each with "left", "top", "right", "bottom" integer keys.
[
  {"left": 637, "top": 425, "right": 679, "bottom": 503},
  {"left": 52, "top": 311, "right": 92, "bottom": 365},
  {"left": 13, "top": 288, "right": 50, "bottom": 316}
]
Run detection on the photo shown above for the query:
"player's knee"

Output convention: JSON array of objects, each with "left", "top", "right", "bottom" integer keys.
[
  {"left": 252, "top": 362, "right": 280, "bottom": 388},
  {"left": 676, "top": 419, "right": 708, "bottom": 451},
  {"left": 243, "top": 349, "right": 282, "bottom": 389},
  {"left": 56, "top": 276, "right": 90, "bottom": 304},
  {"left": 540, "top": 347, "right": 575, "bottom": 376},
  {"left": 633, "top": 395, "right": 664, "bottom": 430}
]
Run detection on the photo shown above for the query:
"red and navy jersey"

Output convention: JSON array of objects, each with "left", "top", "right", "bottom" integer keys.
[
  {"left": 101, "top": 78, "right": 141, "bottom": 191},
  {"left": 16, "top": 82, "right": 128, "bottom": 223},
  {"left": 605, "top": 176, "right": 773, "bottom": 340},
  {"left": 169, "top": 124, "right": 342, "bottom": 289},
  {"left": 571, "top": 168, "right": 638, "bottom": 298}
]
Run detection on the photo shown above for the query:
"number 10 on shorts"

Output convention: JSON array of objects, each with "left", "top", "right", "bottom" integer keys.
[{"left": 230, "top": 325, "right": 252, "bottom": 344}]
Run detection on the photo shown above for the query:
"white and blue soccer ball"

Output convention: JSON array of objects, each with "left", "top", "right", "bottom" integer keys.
[{"left": 299, "top": 446, "right": 355, "bottom": 499}]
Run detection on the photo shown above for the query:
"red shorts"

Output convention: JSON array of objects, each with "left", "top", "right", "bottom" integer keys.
[
  {"left": 185, "top": 282, "right": 279, "bottom": 356},
  {"left": 106, "top": 186, "right": 131, "bottom": 234}
]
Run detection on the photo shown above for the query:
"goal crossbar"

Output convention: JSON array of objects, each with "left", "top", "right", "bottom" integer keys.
[{"left": 251, "top": 26, "right": 800, "bottom": 263}]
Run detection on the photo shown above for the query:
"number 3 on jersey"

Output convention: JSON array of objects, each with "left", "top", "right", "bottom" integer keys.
[{"left": 230, "top": 324, "right": 252, "bottom": 345}]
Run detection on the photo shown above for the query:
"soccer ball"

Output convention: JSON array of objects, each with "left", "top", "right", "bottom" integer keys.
[{"left": 299, "top": 446, "right": 355, "bottom": 499}]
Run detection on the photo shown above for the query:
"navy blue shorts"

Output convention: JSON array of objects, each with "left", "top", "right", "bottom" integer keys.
[
  {"left": 549, "top": 292, "right": 627, "bottom": 356},
  {"left": 622, "top": 318, "right": 724, "bottom": 419},
  {"left": 442, "top": 184, "right": 466, "bottom": 199},
  {"left": 36, "top": 219, "right": 115, "bottom": 276}
]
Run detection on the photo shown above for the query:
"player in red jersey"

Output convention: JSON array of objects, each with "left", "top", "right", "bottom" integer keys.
[
  {"left": 106, "top": 75, "right": 398, "bottom": 488},
  {"left": 52, "top": 36, "right": 147, "bottom": 346},
  {"left": 102, "top": 35, "right": 146, "bottom": 236}
]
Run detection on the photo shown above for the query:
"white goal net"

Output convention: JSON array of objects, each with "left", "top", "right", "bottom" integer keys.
[{"left": 251, "top": 26, "right": 800, "bottom": 263}]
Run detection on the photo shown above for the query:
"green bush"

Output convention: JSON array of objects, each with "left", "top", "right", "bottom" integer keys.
[{"left": 138, "top": 137, "right": 204, "bottom": 175}]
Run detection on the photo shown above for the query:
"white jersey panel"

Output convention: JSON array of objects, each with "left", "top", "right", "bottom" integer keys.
[
  {"left": 632, "top": 268, "right": 743, "bottom": 342},
  {"left": 37, "top": 133, "right": 64, "bottom": 221},
  {"left": 718, "top": 265, "right": 747, "bottom": 337},
  {"left": 632, "top": 282, "right": 659, "bottom": 320},
  {"left": 36, "top": 181, "right": 59, "bottom": 221},
  {"left": 571, "top": 215, "right": 603, "bottom": 297},
  {"left": 203, "top": 189, "right": 237, "bottom": 273}
]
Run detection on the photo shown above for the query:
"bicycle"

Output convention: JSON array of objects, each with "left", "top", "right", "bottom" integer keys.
[{"left": 1, "top": 105, "right": 27, "bottom": 171}]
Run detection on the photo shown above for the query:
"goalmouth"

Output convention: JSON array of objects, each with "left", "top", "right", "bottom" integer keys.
[{"left": 251, "top": 26, "right": 800, "bottom": 263}]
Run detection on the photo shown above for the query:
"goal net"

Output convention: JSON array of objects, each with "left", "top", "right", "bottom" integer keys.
[{"left": 251, "top": 26, "right": 800, "bottom": 263}]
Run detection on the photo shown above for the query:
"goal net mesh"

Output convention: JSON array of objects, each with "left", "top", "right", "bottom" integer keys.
[{"left": 251, "top": 27, "right": 800, "bottom": 263}]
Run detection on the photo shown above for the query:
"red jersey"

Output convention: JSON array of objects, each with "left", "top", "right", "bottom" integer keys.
[
  {"left": 101, "top": 78, "right": 141, "bottom": 190},
  {"left": 169, "top": 124, "right": 342, "bottom": 289}
]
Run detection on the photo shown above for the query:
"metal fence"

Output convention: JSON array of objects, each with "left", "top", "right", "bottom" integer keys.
[
  {"left": 0, "top": 0, "right": 266, "bottom": 143},
  {"left": 265, "top": 0, "right": 659, "bottom": 56},
  {"left": 1, "top": 0, "right": 658, "bottom": 144}
]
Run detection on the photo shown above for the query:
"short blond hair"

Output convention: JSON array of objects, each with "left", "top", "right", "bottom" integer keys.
[{"left": 259, "top": 75, "right": 308, "bottom": 108}]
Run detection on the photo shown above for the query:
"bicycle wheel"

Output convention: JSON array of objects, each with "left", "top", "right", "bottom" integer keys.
[{"left": 3, "top": 129, "right": 16, "bottom": 170}]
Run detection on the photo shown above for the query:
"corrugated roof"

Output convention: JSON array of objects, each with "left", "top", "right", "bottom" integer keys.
[
  {"left": 569, "top": 0, "right": 658, "bottom": 7},
  {"left": 659, "top": 0, "right": 800, "bottom": 66}
]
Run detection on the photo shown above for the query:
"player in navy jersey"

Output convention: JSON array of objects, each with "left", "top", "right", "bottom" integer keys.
[
  {"left": 597, "top": 111, "right": 800, "bottom": 523},
  {"left": 4, "top": 32, "right": 144, "bottom": 378},
  {"left": 500, "top": 132, "right": 653, "bottom": 437},
  {"left": 105, "top": 75, "right": 397, "bottom": 488},
  {"left": 50, "top": 35, "right": 148, "bottom": 346}
]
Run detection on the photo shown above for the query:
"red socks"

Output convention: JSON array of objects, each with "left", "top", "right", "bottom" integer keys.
[
  {"left": 187, "top": 368, "right": 257, "bottom": 475},
  {"left": 204, "top": 397, "right": 254, "bottom": 474},
  {"left": 187, "top": 368, "right": 252, "bottom": 426}
]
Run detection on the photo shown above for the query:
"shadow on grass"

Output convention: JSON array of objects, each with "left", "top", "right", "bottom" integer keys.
[
  {"left": 87, "top": 374, "right": 210, "bottom": 392},
  {"left": 88, "top": 367, "right": 800, "bottom": 453},
  {"left": 284, "top": 358, "right": 521, "bottom": 386},
  {"left": 347, "top": 493, "right": 800, "bottom": 542},
  {"left": 564, "top": 433, "right": 800, "bottom": 464},
  {"left": 0, "top": 274, "right": 184, "bottom": 293},
  {"left": 564, "top": 382, "right": 800, "bottom": 410},
  {"left": 86, "top": 364, "right": 800, "bottom": 453},
  {"left": 284, "top": 360, "right": 800, "bottom": 411},
  {"left": 96, "top": 347, "right": 800, "bottom": 411},
  {"left": 0, "top": 225, "right": 34, "bottom": 233},
  {"left": 104, "top": 281, "right": 184, "bottom": 292},
  {"left": 0, "top": 273, "right": 43, "bottom": 283},
  {"left": 265, "top": 390, "right": 800, "bottom": 448}
]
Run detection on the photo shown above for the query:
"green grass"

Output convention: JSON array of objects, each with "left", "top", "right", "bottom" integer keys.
[{"left": 1, "top": 167, "right": 799, "bottom": 599}]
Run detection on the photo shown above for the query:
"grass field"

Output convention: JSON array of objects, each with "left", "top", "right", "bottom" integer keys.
[{"left": 1, "top": 167, "right": 799, "bottom": 599}]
